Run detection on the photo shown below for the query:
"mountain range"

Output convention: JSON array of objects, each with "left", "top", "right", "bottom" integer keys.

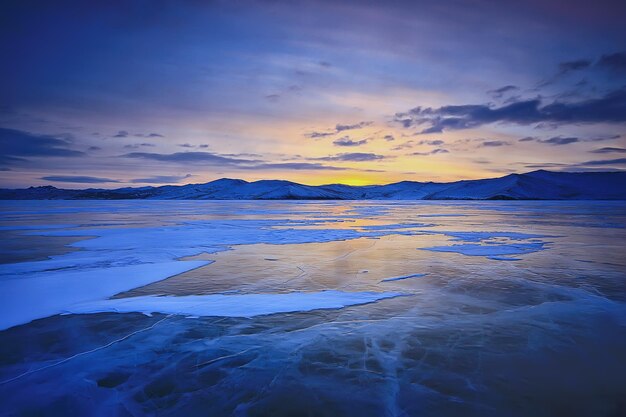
[{"left": 1, "top": 170, "right": 625, "bottom": 200}]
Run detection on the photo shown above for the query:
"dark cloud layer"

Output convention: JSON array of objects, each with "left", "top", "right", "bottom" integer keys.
[
  {"left": 306, "top": 121, "right": 372, "bottom": 139},
  {"left": 305, "top": 131, "right": 335, "bottom": 139},
  {"left": 582, "top": 158, "right": 626, "bottom": 166},
  {"left": 521, "top": 135, "right": 621, "bottom": 145},
  {"left": 546, "top": 51, "right": 626, "bottom": 84},
  {"left": 418, "top": 139, "right": 445, "bottom": 146},
  {"left": 40, "top": 175, "right": 119, "bottom": 183},
  {"left": 335, "top": 121, "right": 372, "bottom": 132},
  {"left": 487, "top": 85, "right": 519, "bottom": 98},
  {"left": 124, "top": 143, "right": 155, "bottom": 149},
  {"left": 539, "top": 136, "right": 580, "bottom": 145},
  {"left": 333, "top": 137, "right": 368, "bottom": 147},
  {"left": 411, "top": 148, "right": 449, "bottom": 156},
  {"left": 0, "top": 128, "right": 84, "bottom": 167},
  {"left": 596, "top": 52, "right": 626, "bottom": 74},
  {"left": 590, "top": 147, "right": 626, "bottom": 154},
  {"left": 313, "top": 152, "right": 385, "bottom": 162},
  {"left": 396, "top": 88, "right": 626, "bottom": 133},
  {"left": 123, "top": 151, "right": 351, "bottom": 171},
  {"left": 123, "top": 151, "right": 258, "bottom": 165},
  {"left": 557, "top": 59, "right": 592, "bottom": 75},
  {"left": 481, "top": 140, "right": 510, "bottom": 147}
]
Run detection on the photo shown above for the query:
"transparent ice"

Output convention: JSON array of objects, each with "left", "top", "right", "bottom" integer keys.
[{"left": 0, "top": 200, "right": 625, "bottom": 416}]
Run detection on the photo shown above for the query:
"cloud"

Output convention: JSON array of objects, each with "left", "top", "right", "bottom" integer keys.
[
  {"left": 124, "top": 143, "right": 156, "bottom": 149},
  {"left": 597, "top": 51, "right": 626, "bottom": 74},
  {"left": 523, "top": 163, "right": 570, "bottom": 169},
  {"left": 581, "top": 158, "right": 626, "bottom": 166},
  {"left": 265, "top": 94, "right": 280, "bottom": 102},
  {"left": 178, "top": 143, "right": 194, "bottom": 148},
  {"left": 538, "top": 136, "right": 579, "bottom": 145},
  {"left": 88, "top": 146, "right": 102, "bottom": 151},
  {"left": 305, "top": 121, "right": 373, "bottom": 139},
  {"left": 481, "top": 140, "right": 510, "bottom": 147},
  {"left": 312, "top": 152, "right": 385, "bottom": 162},
  {"left": 411, "top": 148, "right": 449, "bottom": 156},
  {"left": 221, "top": 152, "right": 263, "bottom": 158},
  {"left": 525, "top": 158, "right": 626, "bottom": 170},
  {"left": 383, "top": 135, "right": 395, "bottom": 141},
  {"left": 395, "top": 88, "right": 626, "bottom": 133},
  {"left": 333, "top": 137, "right": 368, "bottom": 147},
  {"left": 520, "top": 135, "right": 619, "bottom": 144},
  {"left": 487, "top": 85, "right": 519, "bottom": 98},
  {"left": 123, "top": 151, "right": 259, "bottom": 165},
  {"left": 0, "top": 128, "right": 84, "bottom": 166},
  {"left": 557, "top": 59, "right": 592, "bottom": 75},
  {"left": 130, "top": 174, "right": 193, "bottom": 183},
  {"left": 585, "top": 134, "right": 621, "bottom": 142},
  {"left": 590, "top": 147, "right": 626, "bottom": 154},
  {"left": 134, "top": 132, "right": 164, "bottom": 138},
  {"left": 335, "top": 121, "right": 373, "bottom": 132},
  {"left": 392, "top": 141, "right": 416, "bottom": 150},
  {"left": 0, "top": 155, "right": 27, "bottom": 166},
  {"left": 121, "top": 151, "right": 351, "bottom": 171},
  {"left": 417, "top": 139, "right": 444, "bottom": 146},
  {"left": 40, "top": 175, "right": 119, "bottom": 183},
  {"left": 305, "top": 131, "right": 335, "bottom": 139},
  {"left": 113, "top": 130, "right": 129, "bottom": 138},
  {"left": 539, "top": 52, "right": 622, "bottom": 86}
]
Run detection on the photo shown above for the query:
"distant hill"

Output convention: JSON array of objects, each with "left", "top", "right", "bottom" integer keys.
[{"left": 1, "top": 170, "right": 625, "bottom": 200}]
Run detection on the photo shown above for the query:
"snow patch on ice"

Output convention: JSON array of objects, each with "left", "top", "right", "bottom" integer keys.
[
  {"left": 422, "top": 242, "right": 545, "bottom": 258},
  {"left": 66, "top": 291, "right": 406, "bottom": 318},
  {"left": 434, "top": 231, "right": 547, "bottom": 242},
  {"left": 359, "top": 223, "right": 434, "bottom": 230},
  {"left": 0, "top": 261, "right": 210, "bottom": 330},
  {"left": 418, "top": 230, "right": 550, "bottom": 260}
]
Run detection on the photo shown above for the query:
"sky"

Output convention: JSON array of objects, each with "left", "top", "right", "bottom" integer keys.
[{"left": 1, "top": 0, "right": 626, "bottom": 188}]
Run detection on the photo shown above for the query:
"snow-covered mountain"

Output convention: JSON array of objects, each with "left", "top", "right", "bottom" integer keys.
[{"left": 1, "top": 170, "right": 625, "bottom": 200}]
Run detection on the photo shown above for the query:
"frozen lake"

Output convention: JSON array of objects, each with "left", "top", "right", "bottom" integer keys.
[{"left": 1, "top": 200, "right": 625, "bottom": 416}]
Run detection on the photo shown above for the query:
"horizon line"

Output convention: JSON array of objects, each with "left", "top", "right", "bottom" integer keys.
[{"left": 6, "top": 169, "right": 625, "bottom": 191}]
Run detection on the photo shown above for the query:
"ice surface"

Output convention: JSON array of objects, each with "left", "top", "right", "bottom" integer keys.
[
  {"left": 1, "top": 200, "right": 625, "bottom": 417},
  {"left": 0, "top": 224, "right": 78, "bottom": 231},
  {"left": 0, "top": 203, "right": 557, "bottom": 328},
  {"left": 0, "top": 218, "right": 389, "bottom": 328},
  {"left": 66, "top": 291, "right": 406, "bottom": 318}
]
